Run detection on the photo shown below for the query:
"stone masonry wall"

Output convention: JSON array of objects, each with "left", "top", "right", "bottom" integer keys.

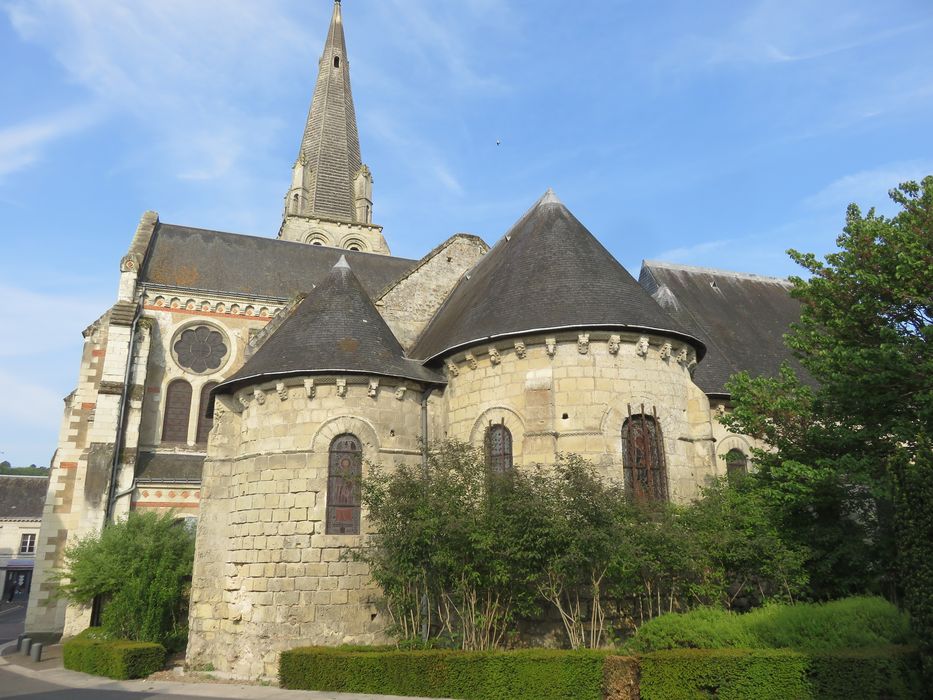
[
  {"left": 377, "top": 234, "right": 488, "bottom": 350},
  {"left": 187, "top": 376, "right": 425, "bottom": 679},
  {"left": 442, "top": 330, "right": 716, "bottom": 501}
]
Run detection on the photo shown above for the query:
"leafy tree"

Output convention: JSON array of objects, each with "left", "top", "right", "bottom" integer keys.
[
  {"left": 360, "top": 443, "right": 805, "bottom": 649},
  {"left": 0, "top": 461, "right": 50, "bottom": 476},
  {"left": 57, "top": 511, "right": 195, "bottom": 649},
  {"left": 359, "top": 441, "right": 549, "bottom": 650},
  {"left": 723, "top": 177, "right": 933, "bottom": 673}
]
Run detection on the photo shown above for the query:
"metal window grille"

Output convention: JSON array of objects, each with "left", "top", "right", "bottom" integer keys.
[
  {"left": 326, "top": 433, "right": 362, "bottom": 535},
  {"left": 485, "top": 422, "right": 513, "bottom": 474},
  {"left": 725, "top": 448, "right": 748, "bottom": 480},
  {"left": 621, "top": 404, "right": 668, "bottom": 501}
]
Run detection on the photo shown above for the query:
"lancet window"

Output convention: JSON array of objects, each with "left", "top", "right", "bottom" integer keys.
[
  {"left": 326, "top": 433, "right": 362, "bottom": 535},
  {"left": 621, "top": 405, "right": 668, "bottom": 501}
]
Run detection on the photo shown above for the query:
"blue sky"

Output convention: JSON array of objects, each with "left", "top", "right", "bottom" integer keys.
[{"left": 1, "top": 0, "right": 932, "bottom": 465}]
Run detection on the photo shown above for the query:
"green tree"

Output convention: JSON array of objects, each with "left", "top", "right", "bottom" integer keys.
[
  {"left": 723, "top": 177, "right": 933, "bottom": 672},
  {"left": 57, "top": 511, "right": 195, "bottom": 649}
]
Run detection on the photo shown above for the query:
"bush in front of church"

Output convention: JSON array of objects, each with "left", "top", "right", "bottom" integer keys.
[
  {"left": 63, "top": 628, "right": 166, "bottom": 680},
  {"left": 56, "top": 511, "right": 195, "bottom": 650}
]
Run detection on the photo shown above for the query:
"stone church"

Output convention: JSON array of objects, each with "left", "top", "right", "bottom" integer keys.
[{"left": 25, "top": 0, "right": 804, "bottom": 678}]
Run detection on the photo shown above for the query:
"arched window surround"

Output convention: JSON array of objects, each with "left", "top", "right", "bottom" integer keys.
[
  {"left": 326, "top": 433, "right": 362, "bottom": 535},
  {"left": 162, "top": 379, "right": 193, "bottom": 444},
  {"left": 621, "top": 403, "right": 668, "bottom": 501},
  {"left": 724, "top": 448, "right": 748, "bottom": 480}
]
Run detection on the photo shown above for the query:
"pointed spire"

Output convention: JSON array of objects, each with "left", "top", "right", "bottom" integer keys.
[
  {"left": 537, "top": 188, "right": 562, "bottom": 206},
  {"left": 292, "top": 0, "right": 363, "bottom": 222},
  {"left": 334, "top": 254, "right": 350, "bottom": 270}
]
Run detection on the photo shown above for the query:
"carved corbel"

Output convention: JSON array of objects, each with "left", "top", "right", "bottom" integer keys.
[
  {"left": 237, "top": 393, "right": 251, "bottom": 410},
  {"left": 465, "top": 353, "right": 477, "bottom": 370},
  {"left": 447, "top": 362, "right": 460, "bottom": 377},
  {"left": 253, "top": 388, "right": 266, "bottom": 405},
  {"left": 395, "top": 386, "right": 407, "bottom": 401},
  {"left": 577, "top": 333, "right": 590, "bottom": 355},
  {"left": 276, "top": 382, "right": 288, "bottom": 401},
  {"left": 336, "top": 378, "right": 347, "bottom": 398},
  {"left": 303, "top": 378, "right": 315, "bottom": 399},
  {"left": 514, "top": 341, "right": 527, "bottom": 359},
  {"left": 659, "top": 342, "right": 672, "bottom": 360},
  {"left": 636, "top": 337, "right": 650, "bottom": 357},
  {"left": 676, "top": 347, "right": 690, "bottom": 366},
  {"left": 488, "top": 347, "right": 501, "bottom": 365},
  {"left": 545, "top": 338, "right": 557, "bottom": 357},
  {"left": 368, "top": 378, "right": 379, "bottom": 398},
  {"left": 608, "top": 335, "right": 621, "bottom": 355}
]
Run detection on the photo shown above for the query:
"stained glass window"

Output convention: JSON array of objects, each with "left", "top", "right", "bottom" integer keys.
[
  {"left": 173, "top": 326, "right": 228, "bottom": 374},
  {"left": 485, "top": 423, "right": 513, "bottom": 474},
  {"left": 326, "top": 433, "right": 362, "bottom": 535},
  {"left": 162, "top": 379, "right": 192, "bottom": 444},
  {"left": 621, "top": 407, "right": 668, "bottom": 501}
]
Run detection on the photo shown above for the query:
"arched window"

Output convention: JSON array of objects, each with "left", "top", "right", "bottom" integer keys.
[
  {"left": 195, "top": 382, "right": 219, "bottom": 445},
  {"left": 485, "top": 422, "right": 513, "bottom": 474},
  {"left": 333, "top": 55, "right": 340, "bottom": 68},
  {"left": 326, "top": 433, "right": 362, "bottom": 535},
  {"left": 621, "top": 405, "right": 668, "bottom": 501},
  {"left": 724, "top": 448, "right": 748, "bottom": 480},
  {"left": 162, "top": 379, "right": 192, "bottom": 444}
]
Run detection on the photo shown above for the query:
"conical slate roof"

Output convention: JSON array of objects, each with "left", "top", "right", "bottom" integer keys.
[
  {"left": 411, "top": 190, "right": 704, "bottom": 362},
  {"left": 216, "top": 257, "right": 443, "bottom": 395}
]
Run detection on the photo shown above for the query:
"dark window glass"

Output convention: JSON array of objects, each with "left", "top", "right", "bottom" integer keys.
[
  {"left": 162, "top": 379, "right": 192, "bottom": 443},
  {"left": 173, "top": 326, "right": 227, "bottom": 374},
  {"left": 334, "top": 56, "right": 340, "bottom": 68},
  {"left": 485, "top": 423, "right": 513, "bottom": 474},
  {"left": 621, "top": 407, "right": 668, "bottom": 501},
  {"left": 725, "top": 448, "right": 748, "bottom": 480},
  {"left": 326, "top": 433, "right": 362, "bottom": 535},
  {"left": 195, "top": 382, "right": 219, "bottom": 444},
  {"left": 20, "top": 533, "right": 36, "bottom": 554}
]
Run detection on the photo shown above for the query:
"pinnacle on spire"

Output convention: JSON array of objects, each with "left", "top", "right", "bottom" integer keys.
[
  {"left": 538, "top": 188, "right": 562, "bottom": 206},
  {"left": 334, "top": 254, "right": 351, "bottom": 270}
]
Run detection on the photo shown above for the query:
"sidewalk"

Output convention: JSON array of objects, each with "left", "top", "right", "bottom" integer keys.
[{"left": 0, "top": 641, "right": 449, "bottom": 700}]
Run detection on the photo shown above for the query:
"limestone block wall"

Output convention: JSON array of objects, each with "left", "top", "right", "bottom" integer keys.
[
  {"left": 377, "top": 234, "right": 489, "bottom": 350},
  {"left": 707, "top": 400, "right": 768, "bottom": 475},
  {"left": 187, "top": 375, "right": 425, "bottom": 679},
  {"left": 442, "top": 331, "right": 716, "bottom": 501}
]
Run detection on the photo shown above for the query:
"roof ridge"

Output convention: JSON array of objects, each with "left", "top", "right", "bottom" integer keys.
[{"left": 643, "top": 259, "right": 793, "bottom": 285}]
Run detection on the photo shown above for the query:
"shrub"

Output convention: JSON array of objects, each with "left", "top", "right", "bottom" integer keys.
[
  {"left": 280, "top": 647, "right": 607, "bottom": 700},
  {"left": 63, "top": 637, "right": 166, "bottom": 680},
  {"left": 639, "top": 647, "right": 922, "bottom": 700},
  {"left": 626, "top": 597, "right": 912, "bottom": 653},
  {"left": 56, "top": 511, "right": 195, "bottom": 647}
]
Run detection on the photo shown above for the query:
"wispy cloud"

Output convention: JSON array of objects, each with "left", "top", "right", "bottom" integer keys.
[
  {"left": 0, "top": 107, "right": 101, "bottom": 177},
  {"left": 3, "top": 0, "right": 313, "bottom": 182},
  {"left": 803, "top": 162, "right": 933, "bottom": 212},
  {"left": 0, "top": 285, "right": 108, "bottom": 357}
]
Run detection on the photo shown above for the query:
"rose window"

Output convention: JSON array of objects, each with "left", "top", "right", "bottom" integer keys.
[{"left": 173, "top": 326, "right": 228, "bottom": 374}]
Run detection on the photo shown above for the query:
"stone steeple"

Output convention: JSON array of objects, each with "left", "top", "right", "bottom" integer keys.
[{"left": 279, "top": 0, "right": 389, "bottom": 254}]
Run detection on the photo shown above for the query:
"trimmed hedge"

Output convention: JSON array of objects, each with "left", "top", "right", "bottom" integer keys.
[
  {"left": 639, "top": 646, "right": 923, "bottom": 700},
  {"left": 63, "top": 636, "right": 166, "bottom": 680},
  {"left": 626, "top": 597, "right": 912, "bottom": 653},
  {"left": 280, "top": 647, "right": 608, "bottom": 700}
]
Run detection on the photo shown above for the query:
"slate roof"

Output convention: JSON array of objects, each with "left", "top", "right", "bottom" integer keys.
[
  {"left": 0, "top": 475, "right": 48, "bottom": 519},
  {"left": 136, "top": 453, "right": 204, "bottom": 483},
  {"left": 639, "top": 261, "right": 808, "bottom": 396},
  {"left": 298, "top": 0, "right": 363, "bottom": 221},
  {"left": 139, "top": 223, "right": 416, "bottom": 300},
  {"left": 215, "top": 257, "right": 444, "bottom": 395},
  {"left": 411, "top": 190, "right": 704, "bottom": 362}
]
